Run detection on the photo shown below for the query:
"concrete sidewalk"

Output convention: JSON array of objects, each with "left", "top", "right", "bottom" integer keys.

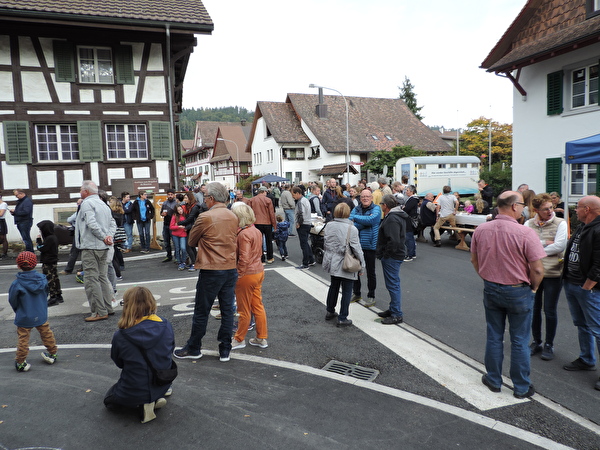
[{"left": 0, "top": 346, "right": 566, "bottom": 450}]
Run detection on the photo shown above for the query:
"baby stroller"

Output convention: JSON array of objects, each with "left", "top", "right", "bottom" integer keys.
[{"left": 310, "top": 220, "right": 327, "bottom": 264}]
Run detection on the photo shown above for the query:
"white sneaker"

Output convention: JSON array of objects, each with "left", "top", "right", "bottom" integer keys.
[
  {"left": 363, "top": 297, "right": 376, "bottom": 307},
  {"left": 249, "top": 338, "right": 268, "bottom": 348},
  {"left": 231, "top": 339, "right": 246, "bottom": 350}
]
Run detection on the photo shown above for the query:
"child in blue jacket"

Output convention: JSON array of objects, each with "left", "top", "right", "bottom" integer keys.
[
  {"left": 274, "top": 214, "right": 290, "bottom": 261},
  {"left": 9, "top": 251, "right": 58, "bottom": 372}
]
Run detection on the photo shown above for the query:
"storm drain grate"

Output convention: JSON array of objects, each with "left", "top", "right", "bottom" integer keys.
[{"left": 322, "top": 360, "right": 379, "bottom": 382}]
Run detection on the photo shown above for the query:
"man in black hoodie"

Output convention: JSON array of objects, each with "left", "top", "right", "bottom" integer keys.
[
  {"left": 376, "top": 195, "right": 408, "bottom": 325},
  {"left": 36, "top": 220, "right": 63, "bottom": 306}
]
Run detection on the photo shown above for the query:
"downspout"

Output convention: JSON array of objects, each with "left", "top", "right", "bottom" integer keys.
[{"left": 166, "top": 24, "right": 178, "bottom": 188}]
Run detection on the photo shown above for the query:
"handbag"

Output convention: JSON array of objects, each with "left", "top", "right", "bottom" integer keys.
[
  {"left": 121, "top": 331, "right": 178, "bottom": 386},
  {"left": 410, "top": 215, "right": 419, "bottom": 230},
  {"left": 342, "top": 224, "right": 362, "bottom": 273}
]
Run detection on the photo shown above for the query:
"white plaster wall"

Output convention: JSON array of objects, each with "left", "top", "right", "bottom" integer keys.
[
  {"left": 52, "top": 73, "right": 71, "bottom": 103},
  {"left": 0, "top": 72, "right": 14, "bottom": 102},
  {"left": 80, "top": 89, "right": 95, "bottom": 103},
  {"left": 89, "top": 162, "right": 100, "bottom": 186},
  {"left": 123, "top": 80, "right": 139, "bottom": 103},
  {"left": 132, "top": 166, "right": 151, "bottom": 179},
  {"left": 142, "top": 76, "right": 166, "bottom": 103},
  {"left": 37, "top": 170, "right": 58, "bottom": 189},
  {"left": 64, "top": 169, "right": 84, "bottom": 187},
  {"left": 107, "top": 168, "right": 126, "bottom": 184},
  {"left": 0, "top": 35, "right": 10, "bottom": 65},
  {"left": 512, "top": 42, "right": 600, "bottom": 197},
  {"left": 126, "top": 42, "right": 144, "bottom": 70},
  {"left": 18, "top": 37, "right": 39, "bottom": 67},
  {"left": 2, "top": 162, "right": 29, "bottom": 189},
  {"left": 147, "top": 43, "right": 164, "bottom": 70},
  {"left": 39, "top": 37, "right": 54, "bottom": 67},
  {"left": 155, "top": 160, "right": 171, "bottom": 184},
  {"left": 22, "top": 72, "right": 51, "bottom": 102},
  {"left": 101, "top": 90, "right": 116, "bottom": 103}
]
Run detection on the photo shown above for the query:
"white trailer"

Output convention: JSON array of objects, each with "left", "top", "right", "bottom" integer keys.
[{"left": 395, "top": 156, "right": 481, "bottom": 196}]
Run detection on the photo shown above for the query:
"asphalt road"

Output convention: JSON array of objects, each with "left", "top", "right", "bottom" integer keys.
[{"left": 0, "top": 230, "right": 599, "bottom": 449}]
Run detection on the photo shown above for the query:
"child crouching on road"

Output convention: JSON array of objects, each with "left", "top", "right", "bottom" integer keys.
[{"left": 9, "top": 251, "right": 58, "bottom": 372}]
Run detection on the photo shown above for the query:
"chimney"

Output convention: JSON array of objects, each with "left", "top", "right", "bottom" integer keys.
[{"left": 315, "top": 87, "right": 327, "bottom": 119}]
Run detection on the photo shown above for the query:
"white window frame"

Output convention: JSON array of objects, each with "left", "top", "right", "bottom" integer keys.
[
  {"left": 569, "top": 163, "right": 597, "bottom": 196},
  {"left": 571, "top": 64, "right": 599, "bottom": 109},
  {"left": 77, "top": 46, "right": 114, "bottom": 84},
  {"left": 35, "top": 124, "right": 79, "bottom": 162},
  {"left": 105, "top": 124, "right": 148, "bottom": 160}
]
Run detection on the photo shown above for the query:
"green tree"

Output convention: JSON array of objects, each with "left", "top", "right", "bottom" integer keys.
[
  {"left": 363, "top": 145, "right": 425, "bottom": 176},
  {"left": 178, "top": 107, "right": 255, "bottom": 139},
  {"left": 398, "top": 76, "right": 424, "bottom": 121},
  {"left": 459, "top": 117, "right": 512, "bottom": 165},
  {"left": 479, "top": 162, "right": 512, "bottom": 199}
]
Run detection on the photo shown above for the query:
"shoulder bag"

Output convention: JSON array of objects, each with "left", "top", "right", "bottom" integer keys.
[{"left": 342, "top": 224, "right": 362, "bottom": 273}]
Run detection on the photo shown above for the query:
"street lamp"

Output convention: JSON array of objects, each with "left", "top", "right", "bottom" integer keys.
[
  {"left": 309, "top": 84, "right": 350, "bottom": 185},
  {"left": 217, "top": 138, "right": 240, "bottom": 186}
]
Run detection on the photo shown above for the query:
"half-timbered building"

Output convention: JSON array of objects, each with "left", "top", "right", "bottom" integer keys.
[{"left": 0, "top": 0, "right": 212, "bottom": 242}]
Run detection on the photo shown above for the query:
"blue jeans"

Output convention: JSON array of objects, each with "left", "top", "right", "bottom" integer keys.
[
  {"left": 16, "top": 220, "right": 33, "bottom": 252},
  {"left": 185, "top": 269, "right": 238, "bottom": 356},
  {"left": 123, "top": 222, "right": 134, "bottom": 250},
  {"left": 284, "top": 210, "right": 295, "bottom": 233},
  {"left": 405, "top": 231, "right": 416, "bottom": 258},
  {"left": 136, "top": 221, "right": 151, "bottom": 251},
  {"left": 297, "top": 224, "right": 314, "bottom": 266},
  {"left": 276, "top": 239, "right": 288, "bottom": 257},
  {"left": 380, "top": 258, "right": 402, "bottom": 317},
  {"left": 564, "top": 281, "right": 600, "bottom": 366},
  {"left": 532, "top": 277, "right": 562, "bottom": 346},
  {"left": 326, "top": 276, "right": 354, "bottom": 321},
  {"left": 172, "top": 236, "right": 188, "bottom": 265},
  {"left": 483, "top": 281, "right": 533, "bottom": 395}
]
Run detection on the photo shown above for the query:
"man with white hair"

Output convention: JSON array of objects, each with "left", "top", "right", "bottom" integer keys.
[{"left": 75, "top": 180, "right": 116, "bottom": 322}]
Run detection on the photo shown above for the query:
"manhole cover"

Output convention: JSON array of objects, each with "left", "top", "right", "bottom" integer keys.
[{"left": 322, "top": 360, "right": 379, "bottom": 382}]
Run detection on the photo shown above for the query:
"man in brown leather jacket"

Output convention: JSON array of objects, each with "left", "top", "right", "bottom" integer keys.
[
  {"left": 173, "top": 182, "right": 239, "bottom": 363},
  {"left": 249, "top": 186, "right": 277, "bottom": 264}
]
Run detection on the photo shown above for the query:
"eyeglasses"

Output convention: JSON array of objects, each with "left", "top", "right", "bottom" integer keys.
[{"left": 515, "top": 202, "right": 525, "bottom": 207}]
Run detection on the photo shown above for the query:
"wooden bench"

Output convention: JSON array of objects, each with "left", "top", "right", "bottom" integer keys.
[{"left": 440, "top": 225, "right": 476, "bottom": 251}]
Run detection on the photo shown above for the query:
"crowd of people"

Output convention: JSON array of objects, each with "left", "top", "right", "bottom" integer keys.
[{"left": 6, "top": 175, "right": 600, "bottom": 425}]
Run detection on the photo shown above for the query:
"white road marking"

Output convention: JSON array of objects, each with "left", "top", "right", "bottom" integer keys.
[{"left": 0, "top": 344, "right": 574, "bottom": 450}]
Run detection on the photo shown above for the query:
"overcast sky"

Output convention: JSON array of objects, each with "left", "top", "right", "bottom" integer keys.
[{"left": 182, "top": 0, "right": 526, "bottom": 129}]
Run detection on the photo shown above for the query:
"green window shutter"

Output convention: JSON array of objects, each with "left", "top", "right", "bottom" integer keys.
[
  {"left": 3, "top": 121, "right": 31, "bottom": 164},
  {"left": 547, "top": 71, "right": 563, "bottom": 115},
  {"left": 545, "top": 157, "right": 562, "bottom": 194},
  {"left": 77, "top": 121, "right": 103, "bottom": 161},
  {"left": 115, "top": 45, "right": 134, "bottom": 85},
  {"left": 53, "top": 40, "right": 75, "bottom": 82},
  {"left": 150, "top": 121, "right": 173, "bottom": 160}
]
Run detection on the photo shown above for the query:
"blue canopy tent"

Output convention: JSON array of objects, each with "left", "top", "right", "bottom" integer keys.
[
  {"left": 565, "top": 133, "right": 600, "bottom": 164},
  {"left": 253, "top": 174, "right": 289, "bottom": 184}
]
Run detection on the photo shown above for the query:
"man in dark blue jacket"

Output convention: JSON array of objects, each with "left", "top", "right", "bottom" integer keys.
[
  {"left": 10, "top": 189, "right": 34, "bottom": 252},
  {"left": 349, "top": 189, "right": 381, "bottom": 306},
  {"left": 376, "top": 195, "right": 408, "bottom": 325}
]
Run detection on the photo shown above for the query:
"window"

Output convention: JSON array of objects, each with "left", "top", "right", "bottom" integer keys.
[
  {"left": 36, "top": 124, "right": 79, "bottom": 161},
  {"left": 106, "top": 124, "right": 148, "bottom": 159},
  {"left": 78, "top": 46, "right": 114, "bottom": 84},
  {"left": 571, "top": 64, "right": 599, "bottom": 108},
  {"left": 385, "top": 135, "right": 393, "bottom": 140},
  {"left": 283, "top": 148, "right": 305, "bottom": 160},
  {"left": 570, "top": 163, "right": 597, "bottom": 195}
]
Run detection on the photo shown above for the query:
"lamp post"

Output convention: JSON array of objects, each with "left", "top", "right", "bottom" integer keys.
[
  {"left": 309, "top": 84, "right": 350, "bottom": 185},
  {"left": 217, "top": 138, "right": 240, "bottom": 187},
  {"left": 488, "top": 120, "right": 492, "bottom": 171}
]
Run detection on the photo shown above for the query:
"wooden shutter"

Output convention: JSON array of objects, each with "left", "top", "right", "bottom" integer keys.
[
  {"left": 115, "top": 45, "right": 134, "bottom": 85},
  {"left": 545, "top": 157, "right": 562, "bottom": 194},
  {"left": 150, "top": 121, "right": 173, "bottom": 160},
  {"left": 53, "top": 40, "right": 75, "bottom": 82},
  {"left": 77, "top": 121, "right": 103, "bottom": 161},
  {"left": 3, "top": 121, "right": 31, "bottom": 164},
  {"left": 547, "top": 71, "right": 564, "bottom": 115}
]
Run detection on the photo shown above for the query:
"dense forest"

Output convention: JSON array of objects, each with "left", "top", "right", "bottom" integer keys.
[{"left": 178, "top": 106, "right": 255, "bottom": 139}]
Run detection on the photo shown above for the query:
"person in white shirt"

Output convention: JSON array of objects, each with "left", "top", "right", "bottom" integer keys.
[{"left": 432, "top": 186, "right": 458, "bottom": 247}]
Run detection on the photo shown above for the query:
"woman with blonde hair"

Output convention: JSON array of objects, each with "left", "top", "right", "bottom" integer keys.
[
  {"left": 104, "top": 286, "right": 175, "bottom": 423},
  {"left": 323, "top": 203, "right": 365, "bottom": 327},
  {"left": 230, "top": 203, "right": 269, "bottom": 350},
  {"left": 472, "top": 193, "right": 490, "bottom": 215}
]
